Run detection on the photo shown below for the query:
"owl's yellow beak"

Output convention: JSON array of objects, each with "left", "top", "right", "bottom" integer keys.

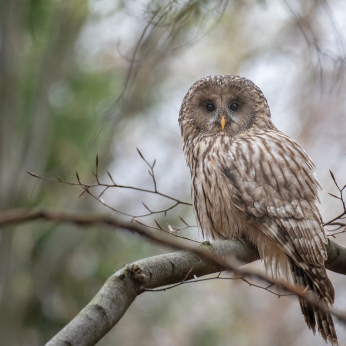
[{"left": 221, "top": 116, "right": 226, "bottom": 130}]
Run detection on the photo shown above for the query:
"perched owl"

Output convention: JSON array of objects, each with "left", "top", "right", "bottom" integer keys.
[{"left": 179, "top": 75, "right": 337, "bottom": 345}]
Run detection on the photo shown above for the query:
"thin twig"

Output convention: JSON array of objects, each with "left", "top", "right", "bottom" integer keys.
[
  {"left": 133, "top": 218, "right": 201, "bottom": 244},
  {"left": 144, "top": 272, "right": 293, "bottom": 298},
  {"left": 324, "top": 170, "right": 346, "bottom": 237}
]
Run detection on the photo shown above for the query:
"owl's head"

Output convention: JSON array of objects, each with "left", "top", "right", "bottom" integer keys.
[{"left": 179, "top": 75, "right": 274, "bottom": 141}]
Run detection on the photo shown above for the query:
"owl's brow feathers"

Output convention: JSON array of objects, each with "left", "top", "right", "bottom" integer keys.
[{"left": 182, "top": 75, "right": 270, "bottom": 117}]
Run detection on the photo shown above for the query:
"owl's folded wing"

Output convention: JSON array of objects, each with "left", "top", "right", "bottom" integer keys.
[{"left": 222, "top": 131, "right": 328, "bottom": 267}]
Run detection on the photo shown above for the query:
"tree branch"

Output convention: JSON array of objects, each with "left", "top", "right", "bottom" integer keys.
[
  {"left": 45, "top": 240, "right": 259, "bottom": 346},
  {"left": 44, "top": 238, "right": 345, "bottom": 346},
  {"left": 0, "top": 209, "right": 345, "bottom": 346},
  {"left": 1, "top": 209, "right": 345, "bottom": 275}
]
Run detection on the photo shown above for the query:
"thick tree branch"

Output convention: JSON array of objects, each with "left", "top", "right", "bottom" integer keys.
[
  {"left": 325, "top": 239, "right": 346, "bottom": 275},
  {"left": 0, "top": 209, "right": 345, "bottom": 346},
  {"left": 44, "top": 238, "right": 346, "bottom": 346},
  {"left": 45, "top": 240, "right": 259, "bottom": 346}
]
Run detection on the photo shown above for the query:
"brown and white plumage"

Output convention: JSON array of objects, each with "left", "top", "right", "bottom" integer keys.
[{"left": 179, "top": 75, "right": 337, "bottom": 344}]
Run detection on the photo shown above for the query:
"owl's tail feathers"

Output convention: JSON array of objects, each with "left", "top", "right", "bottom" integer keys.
[{"left": 289, "top": 260, "right": 338, "bottom": 346}]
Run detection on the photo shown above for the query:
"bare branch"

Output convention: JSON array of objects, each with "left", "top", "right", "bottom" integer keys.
[
  {"left": 98, "top": 187, "right": 109, "bottom": 198},
  {"left": 29, "top": 155, "right": 346, "bottom": 237},
  {"left": 324, "top": 171, "right": 346, "bottom": 237},
  {"left": 27, "top": 156, "right": 191, "bottom": 210},
  {"left": 106, "top": 170, "right": 116, "bottom": 185},
  {"left": 179, "top": 214, "right": 189, "bottom": 227},
  {"left": 0, "top": 209, "right": 345, "bottom": 346},
  {"left": 136, "top": 147, "right": 147, "bottom": 164},
  {"left": 40, "top": 234, "right": 345, "bottom": 346},
  {"left": 44, "top": 239, "right": 258, "bottom": 346},
  {"left": 330, "top": 169, "right": 339, "bottom": 189},
  {"left": 133, "top": 218, "right": 201, "bottom": 244},
  {"left": 76, "top": 172, "right": 81, "bottom": 185},
  {"left": 145, "top": 273, "right": 293, "bottom": 298},
  {"left": 93, "top": 154, "right": 100, "bottom": 184},
  {"left": 27, "top": 154, "right": 194, "bottom": 241},
  {"left": 0, "top": 208, "right": 345, "bottom": 277}
]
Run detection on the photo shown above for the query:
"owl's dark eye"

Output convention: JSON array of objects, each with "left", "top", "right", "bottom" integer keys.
[
  {"left": 230, "top": 103, "right": 238, "bottom": 111},
  {"left": 206, "top": 104, "right": 215, "bottom": 112}
]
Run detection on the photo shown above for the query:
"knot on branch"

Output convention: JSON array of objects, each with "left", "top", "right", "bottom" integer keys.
[
  {"left": 198, "top": 240, "right": 215, "bottom": 253},
  {"left": 130, "top": 264, "right": 146, "bottom": 283}
]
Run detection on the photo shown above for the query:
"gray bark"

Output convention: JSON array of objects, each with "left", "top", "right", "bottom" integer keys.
[{"left": 46, "top": 238, "right": 346, "bottom": 346}]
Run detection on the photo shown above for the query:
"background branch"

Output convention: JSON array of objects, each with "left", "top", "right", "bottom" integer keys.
[
  {"left": 27, "top": 153, "right": 346, "bottom": 244},
  {"left": 1, "top": 208, "right": 345, "bottom": 276}
]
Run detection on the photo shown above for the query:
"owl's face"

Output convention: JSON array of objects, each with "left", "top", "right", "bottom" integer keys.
[{"left": 179, "top": 75, "right": 273, "bottom": 140}]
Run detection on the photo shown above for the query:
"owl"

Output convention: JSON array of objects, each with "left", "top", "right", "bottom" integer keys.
[{"left": 179, "top": 75, "right": 337, "bottom": 345}]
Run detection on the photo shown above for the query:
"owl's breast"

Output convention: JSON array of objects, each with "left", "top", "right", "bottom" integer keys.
[{"left": 188, "top": 136, "right": 252, "bottom": 240}]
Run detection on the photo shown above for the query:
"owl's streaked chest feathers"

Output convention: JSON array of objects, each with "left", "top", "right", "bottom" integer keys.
[
  {"left": 185, "top": 132, "right": 297, "bottom": 280},
  {"left": 186, "top": 134, "right": 258, "bottom": 241}
]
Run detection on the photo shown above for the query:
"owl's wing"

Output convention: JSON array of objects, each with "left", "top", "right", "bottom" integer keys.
[{"left": 222, "top": 130, "right": 327, "bottom": 267}]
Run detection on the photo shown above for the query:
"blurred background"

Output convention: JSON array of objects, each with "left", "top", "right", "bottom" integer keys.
[{"left": 1, "top": 0, "right": 346, "bottom": 345}]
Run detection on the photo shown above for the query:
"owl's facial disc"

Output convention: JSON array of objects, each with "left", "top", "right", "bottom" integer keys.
[
  {"left": 179, "top": 75, "right": 273, "bottom": 141},
  {"left": 182, "top": 78, "right": 267, "bottom": 137}
]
